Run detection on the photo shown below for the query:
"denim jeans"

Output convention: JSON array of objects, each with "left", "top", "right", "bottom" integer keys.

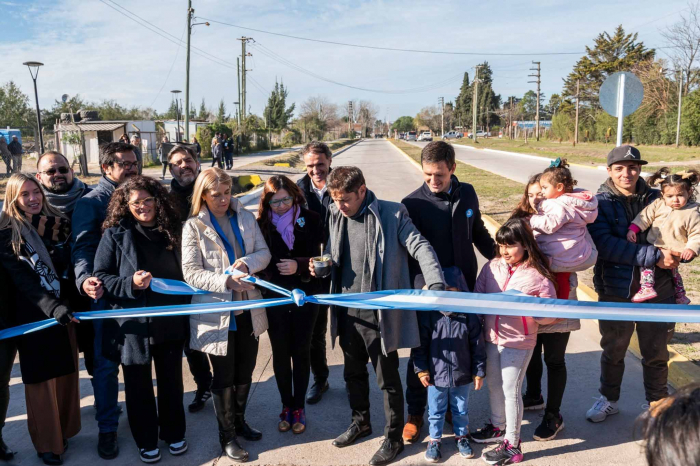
[
  {"left": 92, "top": 319, "right": 121, "bottom": 433},
  {"left": 427, "top": 384, "right": 470, "bottom": 439}
]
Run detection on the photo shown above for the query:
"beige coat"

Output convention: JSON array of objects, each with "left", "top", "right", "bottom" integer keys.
[
  {"left": 632, "top": 198, "right": 700, "bottom": 255},
  {"left": 182, "top": 197, "right": 271, "bottom": 356}
]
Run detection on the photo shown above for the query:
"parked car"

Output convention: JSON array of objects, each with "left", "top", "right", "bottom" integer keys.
[
  {"left": 442, "top": 131, "right": 462, "bottom": 140},
  {"left": 467, "top": 131, "right": 489, "bottom": 139},
  {"left": 417, "top": 131, "right": 433, "bottom": 142},
  {"left": 406, "top": 131, "right": 417, "bottom": 141}
]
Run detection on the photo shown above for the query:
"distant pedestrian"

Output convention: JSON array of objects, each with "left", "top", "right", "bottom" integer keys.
[
  {"left": 0, "top": 137, "right": 10, "bottom": 174},
  {"left": 192, "top": 137, "right": 201, "bottom": 161},
  {"left": 119, "top": 134, "right": 129, "bottom": 144},
  {"left": 130, "top": 134, "right": 143, "bottom": 175},
  {"left": 8, "top": 136, "right": 22, "bottom": 174},
  {"left": 159, "top": 136, "right": 169, "bottom": 179},
  {"left": 471, "top": 218, "right": 558, "bottom": 465},
  {"left": 224, "top": 136, "right": 234, "bottom": 170}
]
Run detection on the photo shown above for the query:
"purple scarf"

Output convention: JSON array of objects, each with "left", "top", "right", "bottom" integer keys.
[{"left": 271, "top": 206, "right": 300, "bottom": 250}]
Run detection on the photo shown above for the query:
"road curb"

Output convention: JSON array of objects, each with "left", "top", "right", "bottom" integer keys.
[{"left": 390, "top": 140, "right": 700, "bottom": 389}]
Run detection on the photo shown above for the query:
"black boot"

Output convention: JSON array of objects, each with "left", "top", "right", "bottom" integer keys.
[
  {"left": 233, "top": 384, "right": 262, "bottom": 441},
  {"left": 212, "top": 387, "right": 248, "bottom": 462},
  {"left": 0, "top": 436, "right": 13, "bottom": 461}
]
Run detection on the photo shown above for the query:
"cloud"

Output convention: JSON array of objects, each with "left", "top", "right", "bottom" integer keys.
[{"left": 0, "top": 0, "right": 690, "bottom": 121}]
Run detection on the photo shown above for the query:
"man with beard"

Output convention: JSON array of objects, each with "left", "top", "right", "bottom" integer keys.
[
  {"left": 167, "top": 144, "right": 215, "bottom": 412},
  {"left": 72, "top": 142, "right": 138, "bottom": 460}
]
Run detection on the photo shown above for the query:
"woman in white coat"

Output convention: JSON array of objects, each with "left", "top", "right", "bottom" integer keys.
[{"left": 182, "top": 167, "right": 271, "bottom": 462}]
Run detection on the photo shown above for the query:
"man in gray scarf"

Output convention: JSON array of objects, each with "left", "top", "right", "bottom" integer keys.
[{"left": 35, "top": 151, "right": 90, "bottom": 216}]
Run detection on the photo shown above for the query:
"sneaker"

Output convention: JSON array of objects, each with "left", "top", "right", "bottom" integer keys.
[
  {"left": 482, "top": 440, "right": 523, "bottom": 465},
  {"left": 168, "top": 440, "right": 187, "bottom": 455},
  {"left": 586, "top": 395, "right": 619, "bottom": 423},
  {"left": 292, "top": 408, "right": 306, "bottom": 434},
  {"left": 188, "top": 388, "right": 211, "bottom": 413},
  {"left": 533, "top": 412, "right": 564, "bottom": 441},
  {"left": 456, "top": 436, "right": 474, "bottom": 458},
  {"left": 139, "top": 448, "right": 161, "bottom": 463},
  {"left": 631, "top": 286, "right": 658, "bottom": 303},
  {"left": 279, "top": 407, "right": 292, "bottom": 432},
  {"left": 470, "top": 423, "right": 505, "bottom": 444},
  {"left": 522, "top": 393, "right": 545, "bottom": 411},
  {"left": 424, "top": 440, "right": 441, "bottom": 463}
]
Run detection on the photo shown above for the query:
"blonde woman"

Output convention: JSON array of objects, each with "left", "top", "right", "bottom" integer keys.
[
  {"left": 182, "top": 167, "right": 271, "bottom": 462},
  {"left": 0, "top": 174, "right": 80, "bottom": 465}
]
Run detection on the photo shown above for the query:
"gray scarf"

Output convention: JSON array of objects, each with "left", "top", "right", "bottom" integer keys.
[
  {"left": 44, "top": 178, "right": 88, "bottom": 215},
  {"left": 19, "top": 225, "right": 60, "bottom": 297}
]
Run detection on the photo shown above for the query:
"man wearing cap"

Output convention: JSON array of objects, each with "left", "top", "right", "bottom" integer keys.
[{"left": 586, "top": 145, "right": 679, "bottom": 423}]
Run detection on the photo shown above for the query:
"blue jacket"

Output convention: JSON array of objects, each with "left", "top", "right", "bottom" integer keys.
[
  {"left": 71, "top": 176, "right": 118, "bottom": 292},
  {"left": 588, "top": 179, "right": 662, "bottom": 299},
  {"left": 411, "top": 311, "right": 486, "bottom": 387}
]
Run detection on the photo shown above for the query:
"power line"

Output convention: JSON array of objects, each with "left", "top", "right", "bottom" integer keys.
[{"left": 199, "top": 17, "right": 585, "bottom": 56}]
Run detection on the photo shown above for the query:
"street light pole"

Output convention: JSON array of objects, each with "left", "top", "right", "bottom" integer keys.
[
  {"left": 185, "top": 0, "right": 192, "bottom": 142},
  {"left": 171, "top": 90, "right": 182, "bottom": 141},
  {"left": 23, "top": 61, "right": 45, "bottom": 153}
]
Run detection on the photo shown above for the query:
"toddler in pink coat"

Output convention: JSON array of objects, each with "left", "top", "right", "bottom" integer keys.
[
  {"left": 470, "top": 218, "right": 558, "bottom": 465},
  {"left": 529, "top": 159, "right": 598, "bottom": 299}
]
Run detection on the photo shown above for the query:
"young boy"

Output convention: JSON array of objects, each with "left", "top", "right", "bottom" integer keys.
[{"left": 411, "top": 268, "right": 487, "bottom": 462}]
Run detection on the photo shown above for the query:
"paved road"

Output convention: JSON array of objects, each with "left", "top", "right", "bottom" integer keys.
[
  {"left": 407, "top": 140, "right": 609, "bottom": 192},
  {"left": 4, "top": 140, "right": 651, "bottom": 465}
]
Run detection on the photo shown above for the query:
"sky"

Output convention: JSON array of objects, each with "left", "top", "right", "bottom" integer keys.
[{"left": 0, "top": 0, "right": 692, "bottom": 123}]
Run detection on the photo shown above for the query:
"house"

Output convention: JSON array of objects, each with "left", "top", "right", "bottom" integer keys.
[{"left": 54, "top": 120, "right": 158, "bottom": 165}]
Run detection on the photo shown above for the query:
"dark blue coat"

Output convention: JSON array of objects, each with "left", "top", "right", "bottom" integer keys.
[
  {"left": 588, "top": 180, "right": 662, "bottom": 299},
  {"left": 411, "top": 311, "right": 486, "bottom": 388}
]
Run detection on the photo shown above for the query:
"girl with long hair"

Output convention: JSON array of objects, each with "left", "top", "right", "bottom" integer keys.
[
  {"left": 470, "top": 218, "right": 558, "bottom": 465},
  {"left": 257, "top": 175, "right": 323, "bottom": 434},
  {"left": 93, "top": 176, "right": 189, "bottom": 463},
  {"left": 182, "top": 167, "right": 271, "bottom": 462},
  {"left": 510, "top": 174, "right": 543, "bottom": 219},
  {"left": 0, "top": 174, "right": 80, "bottom": 465}
]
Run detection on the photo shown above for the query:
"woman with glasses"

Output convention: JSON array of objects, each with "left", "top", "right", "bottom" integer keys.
[
  {"left": 0, "top": 174, "right": 81, "bottom": 465},
  {"left": 257, "top": 175, "right": 323, "bottom": 434},
  {"left": 93, "top": 176, "right": 189, "bottom": 464},
  {"left": 182, "top": 167, "right": 270, "bottom": 462}
]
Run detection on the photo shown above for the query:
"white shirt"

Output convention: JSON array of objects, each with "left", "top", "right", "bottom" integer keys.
[{"left": 311, "top": 180, "right": 327, "bottom": 201}]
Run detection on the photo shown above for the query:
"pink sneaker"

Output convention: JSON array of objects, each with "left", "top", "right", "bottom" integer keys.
[{"left": 632, "top": 287, "right": 658, "bottom": 303}]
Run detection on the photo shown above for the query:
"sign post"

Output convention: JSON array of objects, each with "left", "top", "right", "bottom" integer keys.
[{"left": 599, "top": 71, "right": 644, "bottom": 147}]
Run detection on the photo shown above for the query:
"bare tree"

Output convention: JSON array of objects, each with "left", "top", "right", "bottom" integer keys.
[
  {"left": 661, "top": 1, "right": 700, "bottom": 94},
  {"left": 298, "top": 96, "right": 339, "bottom": 141},
  {"left": 356, "top": 100, "right": 379, "bottom": 138}
]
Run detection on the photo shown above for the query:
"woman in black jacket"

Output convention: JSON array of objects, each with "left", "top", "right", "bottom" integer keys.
[
  {"left": 0, "top": 174, "right": 80, "bottom": 465},
  {"left": 94, "top": 176, "right": 189, "bottom": 464},
  {"left": 257, "top": 175, "right": 323, "bottom": 434}
]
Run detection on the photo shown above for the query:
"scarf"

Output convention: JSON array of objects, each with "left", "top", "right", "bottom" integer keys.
[
  {"left": 19, "top": 224, "right": 60, "bottom": 297},
  {"left": 171, "top": 177, "right": 195, "bottom": 197},
  {"left": 24, "top": 213, "right": 71, "bottom": 244},
  {"left": 44, "top": 179, "right": 88, "bottom": 215},
  {"left": 271, "top": 206, "right": 300, "bottom": 251}
]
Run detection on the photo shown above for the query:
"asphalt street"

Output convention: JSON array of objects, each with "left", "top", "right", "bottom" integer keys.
[{"left": 3, "top": 139, "right": 652, "bottom": 465}]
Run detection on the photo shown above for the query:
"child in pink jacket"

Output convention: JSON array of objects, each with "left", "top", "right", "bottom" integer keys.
[
  {"left": 470, "top": 218, "right": 557, "bottom": 465},
  {"left": 529, "top": 159, "right": 598, "bottom": 299}
]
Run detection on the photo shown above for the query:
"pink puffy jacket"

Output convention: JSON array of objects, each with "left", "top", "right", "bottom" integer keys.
[
  {"left": 474, "top": 258, "right": 558, "bottom": 350},
  {"left": 529, "top": 190, "right": 598, "bottom": 271}
]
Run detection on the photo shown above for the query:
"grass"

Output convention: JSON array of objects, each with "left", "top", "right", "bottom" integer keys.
[
  {"left": 390, "top": 139, "right": 523, "bottom": 224},
  {"left": 393, "top": 137, "right": 700, "bottom": 365},
  {"left": 451, "top": 137, "right": 700, "bottom": 167}
]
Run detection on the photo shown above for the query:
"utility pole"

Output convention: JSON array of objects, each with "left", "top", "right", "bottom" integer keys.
[
  {"left": 574, "top": 79, "right": 580, "bottom": 146},
  {"left": 438, "top": 97, "right": 444, "bottom": 137},
  {"left": 238, "top": 37, "right": 253, "bottom": 121},
  {"left": 676, "top": 69, "right": 683, "bottom": 148},
  {"left": 184, "top": 0, "right": 193, "bottom": 141},
  {"left": 348, "top": 101, "right": 353, "bottom": 138},
  {"left": 237, "top": 57, "right": 242, "bottom": 126},
  {"left": 472, "top": 65, "right": 481, "bottom": 143},
  {"left": 529, "top": 61, "right": 541, "bottom": 141},
  {"left": 509, "top": 96, "right": 513, "bottom": 139}
]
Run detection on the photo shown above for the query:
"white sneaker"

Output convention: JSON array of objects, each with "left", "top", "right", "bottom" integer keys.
[{"left": 586, "top": 395, "right": 619, "bottom": 423}]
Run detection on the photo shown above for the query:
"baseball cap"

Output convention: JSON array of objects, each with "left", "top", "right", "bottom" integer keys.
[{"left": 607, "top": 145, "right": 647, "bottom": 166}]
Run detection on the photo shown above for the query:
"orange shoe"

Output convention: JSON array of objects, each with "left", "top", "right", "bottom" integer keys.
[{"left": 402, "top": 414, "right": 424, "bottom": 443}]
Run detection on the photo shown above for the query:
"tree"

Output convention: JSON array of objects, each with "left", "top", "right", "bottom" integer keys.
[
  {"left": 0, "top": 81, "right": 32, "bottom": 131},
  {"left": 661, "top": 1, "right": 700, "bottom": 95},
  {"left": 263, "top": 80, "right": 295, "bottom": 130},
  {"left": 163, "top": 99, "right": 179, "bottom": 120},
  {"left": 415, "top": 106, "right": 441, "bottom": 133},
  {"left": 474, "top": 63, "right": 501, "bottom": 129},
  {"left": 216, "top": 99, "right": 228, "bottom": 123},
  {"left": 42, "top": 94, "right": 88, "bottom": 125},
  {"left": 297, "top": 95, "right": 339, "bottom": 141},
  {"left": 562, "top": 25, "right": 654, "bottom": 109},
  {"left": 453, "top": 72, "right": 472, "bottom": 128},
  {"left": 681, "top": 88, "right": 700, "bottom": 145},
  {"left": 356, "top": 100, "right": 379, "bottom": 137},
  {"left": 197, "top": 98, "right": 208, "bottom": 120},
  {"left": 391, "top": 116, "right": 415, "bottom": 133}
]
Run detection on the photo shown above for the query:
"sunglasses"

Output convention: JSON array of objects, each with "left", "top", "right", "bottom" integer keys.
[
  {"left": 269, "top": 196, "right": 293, "bottom": 207},
  {"left": 114, "top": 161, "right": 139, "bottom": 170},
  {"left": 39, "top": 167, "right": 70, "bottom": 176}
]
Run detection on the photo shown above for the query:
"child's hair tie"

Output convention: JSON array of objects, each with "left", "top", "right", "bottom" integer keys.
[
  {"left": 549, "top": 158, "right": 562, "bottom": 168},
  {"left": 676, "top": 170, "right": 694, "bottom": 180}
]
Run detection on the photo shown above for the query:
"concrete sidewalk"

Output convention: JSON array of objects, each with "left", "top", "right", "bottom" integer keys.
[{"left": 3, "top": 139, "right": 650, "bottom": 465}]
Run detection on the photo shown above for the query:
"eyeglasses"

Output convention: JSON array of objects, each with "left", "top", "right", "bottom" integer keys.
[
  {"left": 128, "top": 197, "right": 155, "bottom": 208},
  {"left": 114, "top": 161, "right": 139, "bottom": 170},
  {"left": 38, "top": 167, "right": 70, "bottom": 176},
  {"left": 269, "top": 196, "right": 293, "bottom": 207}
]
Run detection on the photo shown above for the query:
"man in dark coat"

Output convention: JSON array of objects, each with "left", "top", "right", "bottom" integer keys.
[
  {"left": 586, "top": 145, "right": 679, "bottom": 423},
  {"left": 71, "top": 142, "right": 138, "bottom": 460},
  {"left": 400, "top": 141, "right": 495, "bottom": 442},
  {"left": 8, "top": 136, "right": 22, "bottom": 174},
  {"left": 167, "top": 144, "right": 215, "bottom": 412},
  {"left": 296, "top": 141, "right": 333, "bottom": 404}
]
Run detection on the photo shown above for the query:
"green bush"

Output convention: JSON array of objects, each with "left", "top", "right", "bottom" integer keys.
[
  {"left": 282, "top": 131, "right": 299, "bottom": 147},
  {"left": 196, "top": 127, "right": 212, "bottom": 158}
]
